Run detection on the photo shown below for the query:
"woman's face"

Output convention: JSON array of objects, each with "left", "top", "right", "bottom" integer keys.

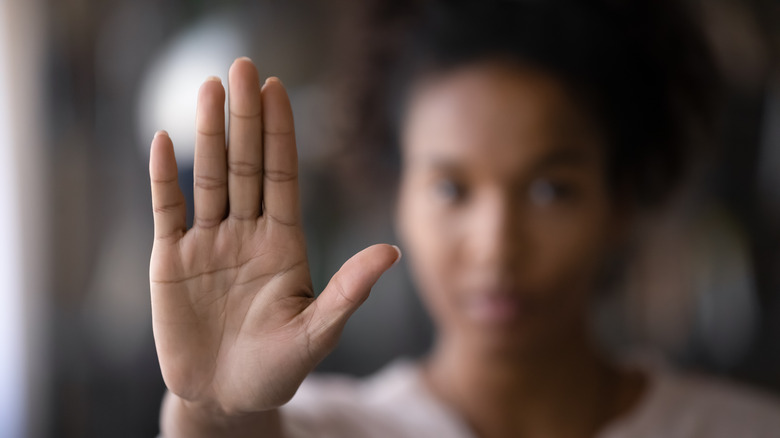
[{"left": 397, "top": 62, "right": 623, "bottom": 355}]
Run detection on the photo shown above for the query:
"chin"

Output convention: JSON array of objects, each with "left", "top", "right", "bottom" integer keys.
[{"left": 460, "top": 321, "right": 549, "bottom": 358}]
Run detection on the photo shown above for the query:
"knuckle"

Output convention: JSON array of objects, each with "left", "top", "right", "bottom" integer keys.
[
  {"left": 265, "top": 212, "right": 298, "bottom": 227},
  {"left": 150, "top": 176, "right": 178, "bottom": 185},
  {"left": 228, "top": 159, "right": 262, "bottom": 177},
  {"left": 332, "top": 273, "right": 360, "bottom": 307},
  {"left": 194, "top": 174, "right": 226, "bottom": 191},
  {"left": 194, "top": 216, "right": 222, "bottom": 229},
  {"left": 229, "top": 211, "right": 260, "bottom": 222},
  {"left": 153, "top": 229, "right": 183, "bottom": 243},
  {"left": 263, "top": 169, "right": 297, "bottom": 183},
  {"left": 229, "top": 110, "right": 261, "bottom": 120},
  {"left": 263, "top": 127, "right": 295, "bottom": 136},
  {"left": 153, "top": 200, "right": 184, "bottom": 214},
  {"left": 196, "top": 128, "right": 225, "bottom": 138}
]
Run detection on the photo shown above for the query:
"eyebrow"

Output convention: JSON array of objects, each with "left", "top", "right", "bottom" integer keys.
[
  {"left": 413, "top": 145, "right": 595, "bottom": 174},
  {"left": 531, "top": 146, "right": 595, "bottom": 173},
  {"left": 420, "top": 158, "right": 465, "bottom": 173}
]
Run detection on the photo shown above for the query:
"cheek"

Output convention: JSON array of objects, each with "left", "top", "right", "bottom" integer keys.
[
  {"left": 398, "top": 182, "right": 464, "bottom": 321},
  {"left": 527, "top": 199, "right": 614, "bottom": 299}
]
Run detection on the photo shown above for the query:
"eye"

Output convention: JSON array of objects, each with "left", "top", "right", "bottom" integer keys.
[
  {"left": 433, "top": 178, "right": 467, "bottom": 204},
  {"left": 528, "top": 178, "right": 576, "bottom": 206}
]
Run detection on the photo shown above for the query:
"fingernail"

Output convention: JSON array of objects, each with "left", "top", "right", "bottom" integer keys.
[
  {"left": 154, "top": 130, "right": 168, "bottom": 139},
  {"left": 205, "top": 75, "right": 222, "bottom": 83},
  {"left": 264, "top": 76, "right": 282, "bottom": 86},
  {"left": 237, "top": 56, "right": 253, "bottom": 62},
  {"left": 391, "top": 245, "right": 403, "bottom": 266}
]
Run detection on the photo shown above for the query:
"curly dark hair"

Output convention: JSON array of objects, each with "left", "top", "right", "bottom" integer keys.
[{"left": 334, "top": 0, "right": 719, "bottom": 206}]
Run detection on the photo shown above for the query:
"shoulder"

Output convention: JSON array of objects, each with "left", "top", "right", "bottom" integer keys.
[
  {"left": 280, "top": 360, "right": 472, "bottom": 438},
  {"left": 604, "top": 367, "right": 780, "bottom": 438}
]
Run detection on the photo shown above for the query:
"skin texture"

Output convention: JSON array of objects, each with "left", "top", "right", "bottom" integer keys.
[{"left": 149, "top": 58, "right": 400, "bottom": 437}]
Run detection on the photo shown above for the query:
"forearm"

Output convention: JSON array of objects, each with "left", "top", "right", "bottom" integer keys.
[{"left": 160, "top": 391, "right": 284, "bottom": 438}]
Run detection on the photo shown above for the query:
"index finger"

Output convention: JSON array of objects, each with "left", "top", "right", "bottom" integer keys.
[
  {"left": 149, "top": 130, "right": 186, "bottom": 242},
  {"left": 260, "top": 77, "right": 300, "bottom": 227}
]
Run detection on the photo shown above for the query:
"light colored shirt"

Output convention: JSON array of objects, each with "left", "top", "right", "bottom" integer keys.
[{"left": 282, "top": 360, "right": 780, "bottom": 437}]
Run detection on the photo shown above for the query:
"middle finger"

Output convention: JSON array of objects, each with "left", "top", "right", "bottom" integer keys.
[{"left": 227, "top": 57, "right": 263, "bottom": 220}]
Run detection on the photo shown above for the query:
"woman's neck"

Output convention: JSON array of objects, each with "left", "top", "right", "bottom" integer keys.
[{"left": 423, "top": 327, "right": 644, "bottom": 438}]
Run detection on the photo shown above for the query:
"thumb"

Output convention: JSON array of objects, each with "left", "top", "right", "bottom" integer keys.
[{"left": 305, "top": 244, "right": 402, "bottom": 348}]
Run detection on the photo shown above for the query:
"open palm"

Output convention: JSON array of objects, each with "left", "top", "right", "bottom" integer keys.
[{"left": 149, "top": 58, "right": 399, "bottom": 416}]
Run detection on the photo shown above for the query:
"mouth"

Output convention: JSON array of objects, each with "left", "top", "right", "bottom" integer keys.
[{"left": 462, "top": 291, "right": 537, "bottom": 326}]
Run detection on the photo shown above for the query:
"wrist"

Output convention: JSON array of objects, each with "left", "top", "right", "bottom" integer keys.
[{"left": 161, "top": 391, "right": 281, "bottom": 438}]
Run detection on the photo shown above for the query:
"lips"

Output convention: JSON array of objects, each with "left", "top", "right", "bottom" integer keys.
[{"left": 463, "top": 291, "right": 536, "bottom": 325}]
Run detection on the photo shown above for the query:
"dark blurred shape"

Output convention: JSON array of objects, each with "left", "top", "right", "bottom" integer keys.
[{"left": 332, "top": 0, "right": 719, "bottom": 207}]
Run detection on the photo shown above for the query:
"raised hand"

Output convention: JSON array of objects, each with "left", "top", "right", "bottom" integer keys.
[{"left": 149, "top": 58, "right": 400, "bottom": 423}]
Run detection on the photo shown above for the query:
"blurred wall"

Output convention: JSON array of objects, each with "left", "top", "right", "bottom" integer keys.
[{"left": 0, "top": 0, "right": 49, "bottom": 437}]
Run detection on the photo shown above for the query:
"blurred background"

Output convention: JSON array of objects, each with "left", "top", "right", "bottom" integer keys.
[{"left": 0, "top": 0, "right": 778, "bottom": 436}]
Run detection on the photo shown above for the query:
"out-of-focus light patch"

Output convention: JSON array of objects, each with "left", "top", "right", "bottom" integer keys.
[
  {"left": 0, "top": 2, "right": 27, "bottom": 437},
  {"left": 137, "top": 14, "right": 248, "bottom": 165},
  {"left": 692, "top": 206, "right": 757, "bottom": 369}
]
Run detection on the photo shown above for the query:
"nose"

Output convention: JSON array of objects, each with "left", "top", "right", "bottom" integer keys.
[{"left": 467, "top": 190, "right": 525, "bottom": 273}]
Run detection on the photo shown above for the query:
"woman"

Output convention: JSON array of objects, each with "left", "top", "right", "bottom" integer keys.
[{"left": 148, "top": 1, "right": 780, "bottom": 436}]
